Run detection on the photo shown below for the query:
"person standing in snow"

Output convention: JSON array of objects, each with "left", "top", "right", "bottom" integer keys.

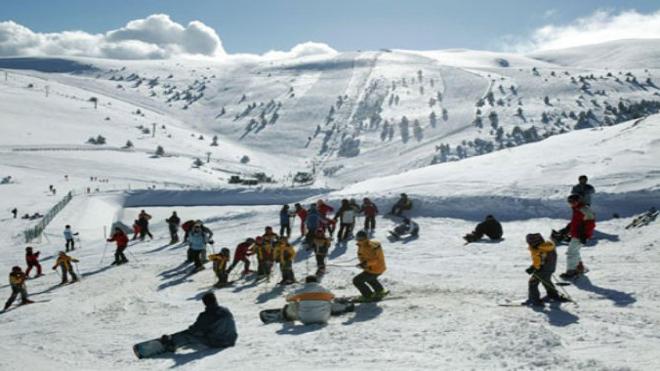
[
  {"left": 166, "top": 211, "right": 181, "bottom": 244},
  {"left": 251, "top": 236, "right": 273, "bottom": 278},
  {"left": 317, "top": 200, "right": 336, "bottom": 236},
  {"left": 11, "top": 208, "right": 17, "bottom": 219},
  {"left": 24, "top": 247, "right": 43, "bottom": 278},
  {"left": 334, "top": 199, "right": 357, "bottom": 241},
  {"left": 63, "top": 225, "right": 77, "bottom": 252},
  {"left": 227, "top": 238, "right": 255, "bottom": 276},
  {"left": 571, "top": 175, "right": 595, "bottom": 206},
  {"left": 131, "top": 220, "right": 141, "bottom": 241},
  {"left": 187, "top": 224, "right": 208, "bottom": 272},
  {"left": 273, "top": 236, "right": 296, "bottom": 285},
  {"left": 353, "top": 230, "right": 387, "bottom": 301},
  {"left": 309, "top": 228, "right": 332, "bottom": 276},
  {"left": 279, "top": 205, "right": 292, "bottom": 239},
  {"left": 463, "top": 215, "right": 503, "bottom": 243},
  {"left": 560, "top": 194, "right": 595, "bottom": 280},
  {"left": 294, "top": 203, "right": 308, "bottom": 237},
  {"left": 360, "top": 198, "right": 379, "bottom": 234},
  {"left": 208, "top": 248, "right": 231, "bottom": 288},
  {"left": 181, "top": 219, "right": 196, "bottom": 243},
  {"left": 4, "top": 267, "right": 32, "bottom": 310},
  {"left": 137, "top": 210, "right": 153, "bottom": 240},
  {"left": 52, "top": 251, "right": 79, "bottom": 284},
  {"left": 305, "top": 204, "right": 321, "bottom": 245},
  {"left": 107, "top": 227, "right": 129, "bottom": 265},
  {"left": 523, "top": 233, "right": 564, "bottom": 306}
]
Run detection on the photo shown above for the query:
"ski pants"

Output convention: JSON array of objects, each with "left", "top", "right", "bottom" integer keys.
[
  {"left": 298, "top": 218, "right": 306, "bottom": 236},
  {"left": 215, "top": 271, "right": 228, "bottom": 286},
  {"left": 5, "top": 285, "right": 28, "bottom": 308},
  {"left": 566, "top": 238, "right": 583, "bottom": 271},
  {"left": 168, "top": 224, "right": 179, "bottom": 242},
  {"left": 528, "top": 269, "right": 559, "bottom": 302},
  {"left": 314, "top": 245, "right": 328, "bottom": 272},
  {"left": 228, "top": 257, "right": 250, "bottom": 274},
  {"left": 364, "top": 215, "right": 376, "bottom": 231},
  {"left": 279, "top": 261, "right": 295, "bottom": 282},
  {"left": 337, "top": 223, "right": 352, "bottom": 241},
  {"left": 280, "top": 224, "right": 291, "bottom": 239},
  {"left": 25, "top": 262, "right": 42, "bottom": 277},
  {"left": 114, "top": 247, "right": 128, "bottom": 264},
  {"left": 140, "top": 227, "right": 153, "bottom": 240},
  {"left": 191, "top": 250, "right": 204, "bottom": 269},
  {"left": 257, "top": 260, "right": 272, "bottom": 277},
  {"left": 353, "top": 271, "right": 384, "bottom": 298},
  {"left": 65, "top": 238, "right": 75, "bottom": 251},
  {"left": 59, "top": 264, "right": 77, "bottom": 283}
]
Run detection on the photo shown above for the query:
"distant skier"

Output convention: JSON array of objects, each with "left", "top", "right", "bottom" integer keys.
[
  {"left": 52, "top": 251, "right": 79, "bottom": 284},
  {"left": 165, "top": 211, "right": 181, "bottom": 244},
  {"left": 107, "top": 227, "right": 129, "bottom": 265},
  {"left": 360, "top": 197, "right": 379, "bottom": 233},
  {"left": 522, "top": 233, "right": 566, "bottom": 306},
  {"left": 11, "top": 208, "right": 17, "bottom": 219},
  {"left": 208, "top": 248, "right": 231, "bottom": 288},
  {"left": 571, "top": 175, "right": 595, "bottom": 206},
  {"left": 63, "top": 225, "right": 77, "bottom": 252},
  {"left": 24, "top": 247, "right": 43, "bottom": 278},
  {"left": 389, "top": 217, "right": 419, "bottom": 240},
  {"left": 390, "top": 193, "right": 412, "bottom": 216},
  {"left": 273, "top": 236, "right": 296, "bottom": 285},
  {"left": 4, "top": 266, "right": 33, "bottom": 311},
  {"left": 463, "top": 215, "right": 503, "bottom": 243},
  {"left": 158, "top": 292, "right": 237, "bottom": 354},
  {"left": 353, "top": 230, "right": 387, "bottom": 301},
  {"left": 279, "top": 205, "right": 292, "bottom": 239},
  {"left": 137, "top": 210, "right": 153, "bottom": 240},
  {"left": 294, "top": 203, "right": 307, "bottom": 237},
  {"left": 227, "top": 238, "right": 255, "bottom": 276},
  {"left": 560, "top": 194, "right": 595, "bottom": 280},
  {"left": 309, "top": 228, "right": 332, "bottom": 276},
  {"left": 334, "top": 199, "right": 357, "bottom": 241}
]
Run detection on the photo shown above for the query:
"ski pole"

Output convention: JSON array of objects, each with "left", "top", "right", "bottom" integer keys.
[
  {"left": 531, "top": 271, "right": 575, "bottom": 305},
  {"left": 551, "top": 274, "right": 576, "bottom": 304}
]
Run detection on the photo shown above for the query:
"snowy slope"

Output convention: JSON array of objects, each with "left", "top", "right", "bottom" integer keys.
[{"left": 529, "top": 39, "right": 660, "bottom": 69}]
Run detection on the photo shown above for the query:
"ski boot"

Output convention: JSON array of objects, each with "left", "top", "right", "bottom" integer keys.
[
  {"left": 521, "top": 299, "right": 545, "bottom": 307},
  {"left": 559, "top": 270, "right": 578, "bottom": 280}
]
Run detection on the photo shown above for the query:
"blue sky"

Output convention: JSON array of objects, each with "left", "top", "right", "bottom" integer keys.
[{"left": 3, "top": 0, "right": 660, "bottom": 53}]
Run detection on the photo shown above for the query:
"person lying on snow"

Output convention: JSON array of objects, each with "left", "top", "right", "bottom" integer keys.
[
  {"left": 280, "top": 275, "right": 354, "bottom": 325},
  {"left": 389, "top": 217, "right": 419, "bottom": 239},
  {"left": 463, "top": 215, "right": 503, "bottom": 243}
]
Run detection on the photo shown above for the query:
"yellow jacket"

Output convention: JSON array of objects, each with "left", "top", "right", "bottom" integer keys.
[
  {"left": 252, "top": 242, "right": 273, "bottom": 261},
  {"left": 357, "top": 240, "right": 386, "bottom": 274},
  {"left": 208, "top": 254, "right": 229, "bottom": 273},
  {"left": 9, "top": 272, "right": 26, "bottom": 286},
  {"left": 529, "top": 241, "right": 556, "bottom": 269},
  {"left": 53, "top": 255, "right": 79, "bottom": 270},
  {"left": 273, "top": 241, "right": 295, "bottom": 265}
]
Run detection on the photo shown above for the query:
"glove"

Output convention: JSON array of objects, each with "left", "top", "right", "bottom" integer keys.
[
  {"left": 525, "top": 266, "right": 536, "bottom": 275},
  {"left": 208, "top": 240, "right": 215, "bottom": 245}
]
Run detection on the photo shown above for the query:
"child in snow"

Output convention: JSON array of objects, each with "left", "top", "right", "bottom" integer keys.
[
  {"left": 279, "top": 205, "right": 292, "bottom": 239},
  {"left": 227, "top": 238, "right": 255, "bottom": 276},
  {"left": 309, "top": 228, "right": 332, "bottom": 276},
  {"left": 334, "top": 199, "right": 357, "bottom": 241},
  {"left": 52, "top": 251, "right": 79, "bottom": 284},
  {"left": 353, "top": 230, "right": 387, "bottom": 301},
  {"left": 137, "top": 210, "right": 153, "bottom": 240},
  {"left": 389, "top": 217, "right": 420, "bottom": 239},
  {"left": 294, "top": 203, "right": 307, "bottom": 237},
  {"left": 187, "top": 224, "right": 208, "bottom": 271},
  {"left": 273, "top": 236, "right": 296, "bottom": 285},
  {"left": 523, "top": 233, "right": 565, "bottom": 306},
  {"left": 360, "top": 197, "right": 379, "bottom": 233},
  {"left": 25, "top": 247, "right": 43, "bottom": 278},
  {"left": 107, "top": 227, "right": 129, "bottom": 265},
  {"left": 63, "top": 225, "right": 76, "bottom": 251},
  {"left": 4, "top": 266, "right": 33, "bottom": 310},
  {"left": 132, "top": 220, "right": 141, "bottom": 241},
  {"left": 280, "top": 275, "right": 354, "bottom": 325},
  {"left": 208, "top": 248, "right": 231, "bottom": 288},
  {"left": 251, "top": 236, "right": 273, "bottom": 278},
  {"left": 560, "top": 194, "right": 595, "bottom": 280}
]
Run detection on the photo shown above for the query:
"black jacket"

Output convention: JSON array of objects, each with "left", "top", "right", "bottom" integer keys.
[{"left": 188, "top": 304, "right": 237, "bottom": 348}]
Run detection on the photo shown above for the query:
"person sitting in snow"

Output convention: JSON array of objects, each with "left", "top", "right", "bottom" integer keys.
[
  {"left": 523, "top": 233, "right": 567, "bottom": 306},
  {"left": 279, "top": 275, "right": 354, "bottom": 325},
  {"left": 159, "top": 292, "right": 237, "bottom": 353},
  {"left": 4, "top": 266, "right": 33, "bottom": 311},
  {"left": 25, "top": 247, "right": 43, "bottom": 278},
  {"left": 389, "top": 217, "right": 419, "bottom": 240},
  {"left": 227, "top": 238, "right": 255, "bottom": 276},
  {"left": 463, "top": 215, "right": 503, "bottom": 243},
  {"left": 107, "top": 227, "right": 129, "bottom": 265},
  {"left": 52, "top": 251, "right": 79, "bottom": 284},
  {"left": 208, "top": 248, "right": 231, "bottom": 288},
  {"left": 390, "top": 193, "right": 412, "bottom": 216},
  {"left": 273, "top": 236, "right": 296, "bottom": 285}
]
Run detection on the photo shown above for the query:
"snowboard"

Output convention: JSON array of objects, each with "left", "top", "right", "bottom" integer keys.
[
  {"left": 335, "top": 290, "right": 396, "bottom": 304},
  {"left": 133, "top": 338, "right": 167, "bottom": 359},
  {"left": 259, "top": 308, "right": 285, "bottom": 324}
]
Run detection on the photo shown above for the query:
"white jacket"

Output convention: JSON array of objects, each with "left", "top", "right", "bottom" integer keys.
[{"left": 286, "top": 282, "right": 334, "bottom": 324}]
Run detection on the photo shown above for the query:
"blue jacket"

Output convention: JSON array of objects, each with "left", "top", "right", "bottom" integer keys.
[
  {"left": 63, "top": 228, "right": 73, "bottom": 240},
  {"left": 188, "top": 304, "right": 237, "bottom": 348},
  {"left": 306, "top": 209, "right": 320, "bottom": 230},
  {"left": 280, "top": 209, "right": 290, "bottom": 226},
  {"left": 188, "top": 231, "right": 206, "bottom": 251}
]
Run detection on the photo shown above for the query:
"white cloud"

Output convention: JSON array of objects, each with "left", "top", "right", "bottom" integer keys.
[
  {"left": 508, "top": 9, "right": 660, "bottom": 52},
  {"left": 262, "top": 41, "right": 338, "bottom": 60}
]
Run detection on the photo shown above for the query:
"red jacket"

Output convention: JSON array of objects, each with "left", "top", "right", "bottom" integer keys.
[
  {"left": 108, "top": 231, "right": 129, "bottom": 248},
  {"left": 26, "top": 252, "right": 40, "bottom": 265},
  {"left": 569, "top": 203, "right": 596, "bottom": 239},
  {"left": 361, "top": 202, "right": 379, "bottom": 217},
  {"left": 234, "top": 242, "right": 253, "bottom": 260},
  {"left": 317, "top": 203, "right": 334, "bottom": 217},
  {"left": 296, "top": 208, "right": 307, "bottom": 221}
]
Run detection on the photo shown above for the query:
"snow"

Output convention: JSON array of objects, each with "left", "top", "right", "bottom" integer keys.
[
  {"left": 529, "top": 39, "right": 660, "bottom": 69},
  {"left": 0, "top": 38, "right": 659, "bottom": 370}
]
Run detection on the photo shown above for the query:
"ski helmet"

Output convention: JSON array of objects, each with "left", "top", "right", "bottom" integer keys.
[
  {"left": 355, "top": 230, "right": 368, "bottom": 241},
  {"left": 221, "top": 248, "right": 230, "bottom": 255},
  {"left": 11, "top": 266, "right": 21, "bottom": 272},
  {"left": 526, "top": 233, "right": 544, "bottom": 247}
]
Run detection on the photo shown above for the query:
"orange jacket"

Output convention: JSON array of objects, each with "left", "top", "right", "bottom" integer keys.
[{"left": 357, "top": 240, "right": 386, "bottom": 274}]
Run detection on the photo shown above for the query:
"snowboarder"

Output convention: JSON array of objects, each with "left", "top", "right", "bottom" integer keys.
[
  {"left": 4, "top": 266, "right": 32, "bottom": 311},
  {"left": 227, "top": 238, "right": 255, "bottom": 276},
  {"left": 11, "top": 208, "right": 17, "bottom": 219},
  {"left": 571, "top": 175, "right": 595, "bottom": 206},
  {"left": 353, "top": 230, "right": 387, "bottom": 301},
  {"left": 334, "top": 199, "right": 357, "bottom": 241},
  {"left": 522, "top": 233, "right": 565, "bottom": 306},
  {"left": 52, "top": 251, "right": 79, "bottom": 284},
  {"left": 360, "top": 197, "right": 379, "bottom": 233},
  {"left": 389, "top": 217, "right": 419, "bottom": 240},
  {"left": 463, "top": 215, "right": 503, "bottom": 243},
  {"left": 24, "top": 247, "right": 43, "bottom": 278},
  {"left": 309, "top": 228, "right": 332, "bottom": 276},
  {"left": 208, "top": 248, "right": 231, "bottom": 288},
  {"left": 165, "top": 211, "right": 181, "bottom": 244},
  {"left": 560, "top": 194, "right": 595, "bottom": 280},
  {"left": 294, "top": 203, "right": 307, "bottom": 237},
  {"left": 273, "top": 236, "right": 296, "bottom": 285},
  {"left": 279, "top": 205, "right": 292, "bottom": 239},
  {"left": 251, "top": 236, "right": 273, "bottom": 278},
  {"left": 264, "top": 275, "right": 354, "bottom": 325},
  {"left": 107, "top": 227, "right": 129, "bottom": 265},
  {"left": 63, "top": 225, "right": 77, "bottom": 252},
  {"left": 390, "top": 193, "right": 412, "bottom": 216},
  {"left": 137, "top": 210, "right": 153, "bottom": 240},
  {"left": 187, "top": 224, "right": 208, "bottom": 272},
  {"left": 155, "top": 293, "right": 237, "bottom": 356}
]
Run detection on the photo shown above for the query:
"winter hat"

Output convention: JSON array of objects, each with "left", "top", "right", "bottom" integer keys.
[
  {"left": 12, "top": 266, "right": 21, "bottom": 272},
  {"left": 356, "top": 230, "right": 368, "bottom": 241},
  {"left": 526, "top": 233, "right": 544, "bottom": 247}
]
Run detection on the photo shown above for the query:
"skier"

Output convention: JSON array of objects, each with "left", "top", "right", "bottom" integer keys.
[
  {"left": 389, "top": 217, "right": 419, "bottom": 240},
  {"left": 181, "top": 219, "right": 196, "bottom": 242},
  {"left": 278, "top": 275, "right": 354, "bottom": 325},
  {"left": 309, "top": 228, "right": 331, "bottom": 276},
  {"left": 251, "top": 236, "right": 273, "bottom": 278},
  {"left": 273, "top": 236, "right": 296, "bottom": 285},
  {"left": 165, "top": 211, "right": 181, "bottom": 244},
  {"left": 317, "top": 200, "right": 336, "bottom": 236},
  {"left": 523, "top": 233, "right": 565, "bottom": 306},
  {"left": 158, "top": 292, "right": 237, "bottom": 353},
  {"left": 353, "top": 230, "right": 387, "bottom": 301},
  {"left": 137, "top": 210, "right": 153, "bottom": 240},
  {"left": 360, "top": 197, "right": 379, "bottom": 233},
  {"left": 131, "top": 220, "right": 141, "bottom": 241},
  {"left": 208, "top": 248, "right": 231, "bottom": 288},
  {"left": 52, "top": 251, "right": 79, "bottom": 284},
  {"left": 390, "top": 193, "right": 412, "bottom": 216},
  {"left": 279, "top": 205, "right": 292, "bottom": 239},
  {"left": 25, "top": 247, "right": 43, "bottom": 278},
  {"left": 463, "top": 215, "right": 503, "bottom": 243},
  {"left": 227, "top": 238, "right": 255, "bottom": 276},
  {"left": 294, "top": 203, "right": 307, "bottom": 237},
  {"left": 305, "top": 204, "right": 321, "bottom": 245},
  {"left": 63, "top": 225, "right": 76, "bottom": 252},
  {"left": 560, "top": 194, "right": 595, "bottom": 280},
  {"left": 106, "top": 227, "right": 129, "bottom": 265},
  {"left": 571, "top": 175, "right": 595, "bottom": 206},
  {"left": 262, "top": 226, "right": 279, "bottom": 246},
  {"left": 334, "top": 199, "right": 357, "bottom": 241},
  {"left": 11, "top": 208, "right": 17, "bottom": 219},
  {"left": 187, "top": 224, "right": 208, "bottom": 272},
  {"left": 4, "top": 266, "right": 33, "bottom": 311}
]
